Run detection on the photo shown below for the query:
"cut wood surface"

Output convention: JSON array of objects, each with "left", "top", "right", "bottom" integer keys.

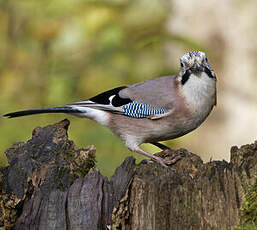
[{"left": 0, "top": 120, "right": 256, "bottom": 230}]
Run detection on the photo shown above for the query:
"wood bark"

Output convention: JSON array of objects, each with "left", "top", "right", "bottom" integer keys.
[{"left": 0, "top": 120, "right": 256, "bottom": 230}]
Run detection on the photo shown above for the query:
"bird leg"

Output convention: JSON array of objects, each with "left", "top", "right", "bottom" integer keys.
[
  {"left": 150, "top": 142, "right": 170, "bottom": 150},
  {"left": 134, "top": 147, "right": 168, "bottom": 167}
]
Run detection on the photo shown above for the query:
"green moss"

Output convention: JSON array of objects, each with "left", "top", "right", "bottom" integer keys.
[
  {"left": 0, "top": 153, "right": 8, "bottom": 168},
  {"left": 234, "top": 223, "right": 257, "bottom": 230},
  {"left": 234, "top": 176, "right": 257, "bottom": 230}
]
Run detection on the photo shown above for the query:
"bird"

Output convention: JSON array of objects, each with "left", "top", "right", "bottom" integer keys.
[{"left": 4, "top": 51, "right": 217, "bottom": 167}]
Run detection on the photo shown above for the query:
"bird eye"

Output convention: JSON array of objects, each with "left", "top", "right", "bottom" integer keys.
[{"left": 180, "top": 62, "right": 184, "bottom": 68}]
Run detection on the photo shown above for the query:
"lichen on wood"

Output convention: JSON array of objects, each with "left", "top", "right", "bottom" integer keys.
[{"left": 234, "top": 177, "right": 257, "bottom": 230}]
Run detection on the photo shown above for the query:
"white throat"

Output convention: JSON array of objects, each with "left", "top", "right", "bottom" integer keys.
[{"left": 181, "top": 72, "right": 216, "bottom": 114}]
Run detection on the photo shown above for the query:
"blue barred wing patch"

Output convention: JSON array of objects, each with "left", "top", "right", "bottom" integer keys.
[{"left": 122, "top": 102, "right": 168, "bottom": 118}]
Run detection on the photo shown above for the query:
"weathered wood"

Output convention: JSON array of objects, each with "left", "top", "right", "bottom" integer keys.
[
  {"left": 113, "top": 145, "right": 257, "bottom": 229},
  {"left": 0, "top": 119, "right": 96, "bottom": 229},
  {"left": 0, "top": 120, "right": 256, "bottom": 230}
]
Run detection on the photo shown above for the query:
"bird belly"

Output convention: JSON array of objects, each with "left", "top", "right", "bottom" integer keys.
[
  {"left": 108, "top": 114, "right": 198, "bottom": 145},
  {"left": 108, "top": 104, "right": 214, "bottom": 145},
  {"left": 152, "top": 103, "right": 214, "bottom": 142},
  {"left": 143, "top": 118, "right": 200, "bottom": 142}
]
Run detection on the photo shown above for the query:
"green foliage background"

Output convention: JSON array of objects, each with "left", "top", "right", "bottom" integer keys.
[{"left": 0, "top": 0, "right": 205, "bottom": 176}]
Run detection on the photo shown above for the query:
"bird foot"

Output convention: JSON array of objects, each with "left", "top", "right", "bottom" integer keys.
[
  {"left": 156, "top": 158, "right": 169, "bottom": 168},
  {"left": 151, "top": 153, "right": 183, "bottom": 168},
  {"left": 162, "top": 153, "right": 183, "bottom": 165},
  {"left": 147, "top": 154, "right": 183, "bottom": 168},
  {"left": 135, "top": 147, "right": 182, "bottom": 168},
  {"left": 143, "top": 158, "right": 169, "bottom": 168}
]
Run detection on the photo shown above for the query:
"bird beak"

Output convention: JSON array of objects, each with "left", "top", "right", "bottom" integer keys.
[{"left": 191, "top": 61, "right": 202, "bottom": 72}]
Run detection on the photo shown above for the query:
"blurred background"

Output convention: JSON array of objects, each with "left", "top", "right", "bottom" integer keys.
[{"left": 0, "top": 0, "right": 256, "bottom": 177}]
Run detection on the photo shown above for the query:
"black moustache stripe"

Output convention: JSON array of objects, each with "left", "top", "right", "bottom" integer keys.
[
  {"left": 181, "top": 70, "right": 191, "bottom": 85},
  {"left": 204, "top": 67, "right": 214, "bottom": 78}
]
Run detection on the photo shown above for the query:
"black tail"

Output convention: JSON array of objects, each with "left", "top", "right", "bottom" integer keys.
[{"left": 4, "top": 106, "right": 82, "bottom": 118}]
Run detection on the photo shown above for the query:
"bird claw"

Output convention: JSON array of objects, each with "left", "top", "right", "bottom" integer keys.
[
  {"left": 147, "top": 154, "right": 183, "bottom": 169},
  {"left": 153, "top": 153, "right": 184, "bottom": 169},
  {"left": 162, "top": 153, "right": 183, "bottom": 165}
]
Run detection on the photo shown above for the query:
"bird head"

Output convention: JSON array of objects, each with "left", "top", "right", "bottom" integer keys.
[{"left": 178, "top": 51, "right": 216, "bottom": 85}]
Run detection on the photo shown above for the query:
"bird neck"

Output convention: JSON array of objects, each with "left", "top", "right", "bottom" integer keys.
[{"left": 181, "top": 72, "right": 216, "bottom": 114}]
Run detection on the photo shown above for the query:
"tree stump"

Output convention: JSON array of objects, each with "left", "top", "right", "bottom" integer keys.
[{"left": 0, "top": 120, "right": 256, "bottom": 230}]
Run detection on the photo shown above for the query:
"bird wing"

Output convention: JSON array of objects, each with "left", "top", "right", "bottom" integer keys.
[
  {"left": 69, "top": 76, "right": 178, "bottom": 119},
  {"left": 119, "top": 75, "right": 177, "bottom": 109}
]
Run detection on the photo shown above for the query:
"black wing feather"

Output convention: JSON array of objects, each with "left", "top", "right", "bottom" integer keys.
[{"left": 89, "top": 86, "right": 132, "bottom": 107}]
